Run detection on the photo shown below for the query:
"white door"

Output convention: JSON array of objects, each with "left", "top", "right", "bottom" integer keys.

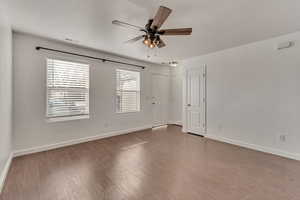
[
  {"left": 152, "top": 74, "right": 169, "bottom": 127},
  {"left": 185, "top": 66, "right": 206, "bottom": 135}
]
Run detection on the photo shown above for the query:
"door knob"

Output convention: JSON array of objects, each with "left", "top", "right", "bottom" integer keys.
[
  {"left": 152, "top": 102, "right": 156, "bottom": 105},
  {"left": 187, "top": 104, "right": 191, "bottom": 107}
]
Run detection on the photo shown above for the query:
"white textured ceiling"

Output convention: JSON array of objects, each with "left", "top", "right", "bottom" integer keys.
[{"left": 2, "top": 0, "right": 300, "bottom": 63}]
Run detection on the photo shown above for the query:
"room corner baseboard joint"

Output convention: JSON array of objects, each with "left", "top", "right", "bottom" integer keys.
[
  {"left": 168, "top": 121, "right": 182, "bottom": 126},
  {"left": 0, "top": 152, "right": 13, "bottom": 194}
]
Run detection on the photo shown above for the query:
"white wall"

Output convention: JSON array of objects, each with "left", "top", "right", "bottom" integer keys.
[
  {"left": 13, "top": 32, "right": 170, "bottom": 152},
  {"left": 0, "top": 10, "right": 13, "bottom": 187},
  {"left": 183, "top": 31, "right": 300, "bottom": 159}
]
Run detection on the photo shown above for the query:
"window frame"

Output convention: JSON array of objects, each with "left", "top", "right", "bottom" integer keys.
[
  {"left": 45, "top": 57, "right": 90, "bottom": 122},
  {"left": 115, "top": 68, "right": 141, "bottom": 114}
]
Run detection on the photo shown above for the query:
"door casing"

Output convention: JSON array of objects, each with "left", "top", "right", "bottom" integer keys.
[
  {"left": 183, "top": 65, "right": 207, "bottom": 135},
  {"left": 151, "top": 73, "right": 170, "bottom": 127}
]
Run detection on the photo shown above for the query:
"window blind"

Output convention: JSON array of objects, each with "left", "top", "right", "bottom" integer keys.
[
  {"left": 116, "top": 69, "right": 140, "bottom": 113},
  {"left": 47, "top": 59, "right": 89, "bottom": 118}
]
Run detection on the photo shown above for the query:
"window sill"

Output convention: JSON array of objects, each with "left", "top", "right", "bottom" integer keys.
[{"left": 46, "top": 115, "right": 90, "bottom": 123}]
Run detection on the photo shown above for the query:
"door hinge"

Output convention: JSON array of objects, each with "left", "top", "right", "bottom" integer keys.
[
  {"left": 203, "top": 98, "right": 206, "bottom": 102},
  {"left": 203, "top": 73, "right": 206, "bottom": 77}
]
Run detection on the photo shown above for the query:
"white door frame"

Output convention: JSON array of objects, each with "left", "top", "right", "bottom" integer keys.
[
  {"left": 182, "top": 65, "right": 207, "bottom": 134},
  {"left": 151, "top": 72, "right": 170, "bottom": 127}
]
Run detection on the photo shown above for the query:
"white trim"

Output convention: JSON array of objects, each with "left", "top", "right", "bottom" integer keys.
[
  {"left": 0, "top": 152, "right": 13, "bottom": 194},
  {"left": 152, "top": 125, "right": 168, "bottom": 129},
  {"left": 13, "top": 125, "right": 152, "bottom": 157},
  {"left": 183, "top": 65, "right": 207, "bottom": 135},
  {"left": 168, "top": 121, "right": 182, "bottom": 126},
  {"left": 47, "top": 115, "right": 90, "bottom": 123},
  {"left": 151, "top": 72, "right": 170, "bottom": 77},
  {"left": 206, "top": 134, "right": 300, "bottom": 161},
  {"left": 151, "top": 73, "right": 170, "bottom": 128}
]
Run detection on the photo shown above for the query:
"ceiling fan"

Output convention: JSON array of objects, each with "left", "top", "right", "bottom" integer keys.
[{"left": 112, "top": 6, "right": 192, "bottom": 49}]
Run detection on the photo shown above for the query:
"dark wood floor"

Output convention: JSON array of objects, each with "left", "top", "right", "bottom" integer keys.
[{"left": 1, "top": 125, "right": 300, "bottom": 200}]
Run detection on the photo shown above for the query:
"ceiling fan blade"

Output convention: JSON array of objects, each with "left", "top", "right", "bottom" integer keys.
[
  {"left": 159, "top": 28, "right": 192, "bottom": 35},
  {"left": 125, "top": 35, "right": 145, "bottom": 43},
  {"left": 112, "top": 20, "right": 144, "bottom": 31},
  {"left": 151, "top": 6, "right": 172, "bottom": 29},
  {"left": 157, "top": 39, "right": 166, "bottom": 48}
]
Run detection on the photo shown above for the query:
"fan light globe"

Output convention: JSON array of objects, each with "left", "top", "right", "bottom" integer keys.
[
  {"left": 143, "top": 38, "right": 150, "bottom": 45},
  {"left": 149, "top": 43, "right": 155, "bottom": 48}
]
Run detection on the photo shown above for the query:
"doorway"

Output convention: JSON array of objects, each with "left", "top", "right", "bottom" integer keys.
[
  {"left": 151, "top": 73, "right": 169, "bottom": 127},
  {"left": 184, "top": 65, "right": 206, "bottom": 135}
]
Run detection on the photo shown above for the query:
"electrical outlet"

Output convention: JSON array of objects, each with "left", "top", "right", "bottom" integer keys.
[
  {"left": 104, "top": 122, "right": 109, "bottom": 128},
  {"left": 217, "top": 124, "right": 223, "bottom": 132}
]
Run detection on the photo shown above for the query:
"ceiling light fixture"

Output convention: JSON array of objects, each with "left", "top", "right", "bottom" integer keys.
[
  {"left": 143, "top": 36, "right": 150, "bottom": 45},
  {"left": 161, "top": 61, "right": 179, "bottom": 67},
  {"left": 112, "top": 6, "right": 192, "bottom": 49},
  {"left": 169, "top": 61, "right": 178, "bottom": 67},
  {"left": 65, "top": 38, "right": 79, "bottom": 43},
  {"left": 143, "top": 39, "right": 149, "bottom": 45},
  {"left": 143, "top": 35, "right": 157, "bottom": 48},
  {"left": 149, "top": 42, "right": 155, "bottom": 48}
]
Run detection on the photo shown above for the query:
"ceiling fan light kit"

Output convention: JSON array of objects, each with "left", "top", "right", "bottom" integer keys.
[{"left": 112, "top": 6, "right": 192, "bottom": 49}]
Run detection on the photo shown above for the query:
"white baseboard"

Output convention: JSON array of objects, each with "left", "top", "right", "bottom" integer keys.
[
  {"left": 0, "top": 152, "right": 13, "bottom": 194},
  {"left": 14, "top": 125, "right": 152, "bottom": 157},
  {"left": 168, "top": 121, "right": 182, "bottom": 126},
  {"left": 206, "top": 134, "right": 300, "bottom": 161}
]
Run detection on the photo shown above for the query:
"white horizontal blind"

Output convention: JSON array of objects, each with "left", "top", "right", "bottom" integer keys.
[
  {"left": 116, "top": 69, "right": 140, "bottom": 113},
  {"left": 47, "top": 59, "right": 89, "bottom": 118}
]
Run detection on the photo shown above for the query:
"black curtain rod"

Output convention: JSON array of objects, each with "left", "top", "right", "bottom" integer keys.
[{"left": 35, "top": 46, "right": 146, "bottom": 69}]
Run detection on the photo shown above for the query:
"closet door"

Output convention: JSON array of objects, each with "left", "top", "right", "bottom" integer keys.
[
  {"left": 152, "top": 74, "right": 169, "bottom": 127},
  {"left": 185, "top": 66, "right": 206, "bottom": 135}
]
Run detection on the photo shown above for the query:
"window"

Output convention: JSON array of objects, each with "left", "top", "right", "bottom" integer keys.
[
  {"left": 116, "top": 69, "right": 140, "bottom": 113},
  {"left": 47, "top": 58, "right": 89, "bottom": 120}
]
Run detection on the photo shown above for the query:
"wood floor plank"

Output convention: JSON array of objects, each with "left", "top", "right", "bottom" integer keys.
[{"left": 1, "top": 125, "right": 300, "bottom": 200}]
